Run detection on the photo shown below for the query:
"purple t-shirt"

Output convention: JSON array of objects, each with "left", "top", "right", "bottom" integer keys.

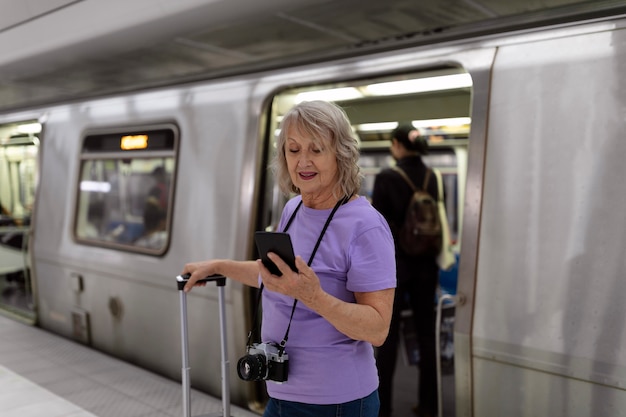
[{"left": 261, "top": 196, "right": 396, "bottom": 404}]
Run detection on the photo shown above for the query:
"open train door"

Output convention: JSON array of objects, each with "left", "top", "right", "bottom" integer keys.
[
  {"left": 255, "top": 64, "right": 479, "bottom": 416},
  {"left": 0, "top": 120, "right": 40, "bottom": 322}
]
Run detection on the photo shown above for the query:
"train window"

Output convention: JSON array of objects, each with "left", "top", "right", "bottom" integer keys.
[
  {"left": 0, "top": 133, "right": 39, "bottom": 225},
  {"left": 74, "top": 126, "right": 178, "bottom": 255}
]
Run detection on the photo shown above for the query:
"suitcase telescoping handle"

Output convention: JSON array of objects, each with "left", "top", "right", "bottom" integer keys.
[
  {"left": 176, "top": 273, "right": 226, "bottom": 290},
  {"left": 176, "top": 273, "right": 231, "bottom": 417}
]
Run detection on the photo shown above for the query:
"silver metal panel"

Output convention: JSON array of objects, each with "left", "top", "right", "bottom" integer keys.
[
  {"left": 30, "top": 80, "right": 261, "bottom": 405},
  {"left": 473, "top": 356, "right": 626, "bottom": 416},
  {"left": 474, "top": 22, "right": 626, "bottom": 415},
  {"left": 450, "top": 48, "right": 497, "bottom": 417}
]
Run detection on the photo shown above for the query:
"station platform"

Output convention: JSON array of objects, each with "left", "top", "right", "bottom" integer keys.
[{"left": 0, "top": 313, "right": 259, "bottom": 417}]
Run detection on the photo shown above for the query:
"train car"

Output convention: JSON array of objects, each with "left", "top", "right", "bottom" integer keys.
[{"left": 1, "top": 8, "right": 626, "bottom": 417}]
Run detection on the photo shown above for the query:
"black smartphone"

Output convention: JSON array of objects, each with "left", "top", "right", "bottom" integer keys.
[{"left": 254, "top": 231, "right": 297, "bottom": 276}]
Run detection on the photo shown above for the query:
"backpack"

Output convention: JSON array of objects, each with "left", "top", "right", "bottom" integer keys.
[{"left": 392, "top": 167, "right": 442, "bottom": 257}]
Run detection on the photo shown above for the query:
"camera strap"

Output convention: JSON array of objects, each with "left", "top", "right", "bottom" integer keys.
[{"left": 247, "top": 194, "right": 351, "bottom": 357}]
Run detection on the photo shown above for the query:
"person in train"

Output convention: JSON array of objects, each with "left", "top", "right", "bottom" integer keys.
[
  {"left": 83, "top": 200, "right": 105, "bottom": 239},
  {"left": 134, "top": 197, "right": 167, "bottom": 249},
  {"left": 371, "top": 124, "right": 439, "bottom": 417},
  {"left": 148, "top": 166, "right": 169, "bottom": 210},
  {"left": 181, "top": 100, "right": 396, "bottom": 417},
  {"left": 0, "top": 202, "right": 15, "bottom": 226},
  {"left": 0, "top": 202, "right": 28, "bottom": 227}
]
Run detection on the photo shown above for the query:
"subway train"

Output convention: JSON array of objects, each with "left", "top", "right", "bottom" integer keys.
[{"left": 1, "top": 9, "right": 626, "bottom": 417}]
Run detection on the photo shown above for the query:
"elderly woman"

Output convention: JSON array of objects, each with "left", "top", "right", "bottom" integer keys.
[{"left": 182, "top": 100, "right": 396, "bottom": 417}]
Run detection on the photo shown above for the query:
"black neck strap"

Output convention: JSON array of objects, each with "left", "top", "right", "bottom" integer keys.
[{"left": 247, "top": 195, "right": 351, "bottom": 355}]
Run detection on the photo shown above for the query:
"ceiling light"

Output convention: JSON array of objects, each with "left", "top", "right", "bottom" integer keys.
[
  {"left": 17, "top": 122, "right": 42, "bottom": 134},
  {"left": 295, "top": 87, "right": 362, "bottom": 103},
  {"left": 356, "top": 122, "right": 398, "bottom": 132},
  {"left": 80, "top": 181, "right": 111, "bottom": 193},
  {"left": 365, "top": 74, "right": 472, "bottom": 96},
  {"left": 412, "top": 117, "right": 471, "bottom": 128}
]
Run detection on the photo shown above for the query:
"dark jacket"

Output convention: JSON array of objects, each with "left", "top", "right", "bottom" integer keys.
[{"left": 372, "top": 155, "right": 439, "bottom": 281}]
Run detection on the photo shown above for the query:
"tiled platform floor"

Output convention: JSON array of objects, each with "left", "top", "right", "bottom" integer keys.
[{"left": 0, "top": 314, "right": 258, "bottom": 417}]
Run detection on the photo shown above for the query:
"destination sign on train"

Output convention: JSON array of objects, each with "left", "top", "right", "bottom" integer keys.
[{"left": 120, "top": 134, "right": 149, "bottom": 150}]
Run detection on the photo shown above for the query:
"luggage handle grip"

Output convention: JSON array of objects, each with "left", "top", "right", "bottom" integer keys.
[{"left": 176, "top": 273, "right": 226, "bottom": 290}]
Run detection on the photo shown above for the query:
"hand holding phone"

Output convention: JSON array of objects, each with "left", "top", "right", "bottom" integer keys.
[{"left": 255, "top": 231, "right": 297, "bottom": 276}]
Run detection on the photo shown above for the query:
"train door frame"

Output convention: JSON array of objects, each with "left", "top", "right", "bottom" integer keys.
[{"left": 253, "top": 51, "right": 495, "bottom": 415}]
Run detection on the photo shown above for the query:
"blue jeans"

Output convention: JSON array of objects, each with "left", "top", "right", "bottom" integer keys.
[{"left": 263, "top": 390, "right": 379, "bottom": 417}]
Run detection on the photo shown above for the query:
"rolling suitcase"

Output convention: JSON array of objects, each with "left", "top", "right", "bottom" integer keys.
[{"left": 176, "top": 274, "right": 232, "bottom": 417}]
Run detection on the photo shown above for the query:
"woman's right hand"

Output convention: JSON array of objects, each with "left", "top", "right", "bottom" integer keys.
[
  {"left": 180, "top": 259, "right": 260, "bottom": 291},
  {"left": 181, "top": 260, "right": 219, "bottom": 292}
]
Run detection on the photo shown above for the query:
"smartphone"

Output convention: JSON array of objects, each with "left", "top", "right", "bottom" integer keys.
[{"left": 254, "top": 231, "right": 297, "bottom": 276}]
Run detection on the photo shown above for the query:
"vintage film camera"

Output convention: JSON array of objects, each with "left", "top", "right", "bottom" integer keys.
[{"left": 236, "top": 342, "right": 289, "bottom": 383}]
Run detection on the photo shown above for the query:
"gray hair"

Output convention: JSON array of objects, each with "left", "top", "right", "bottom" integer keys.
[{"left": 272, "top": 100, "right": 362, "bottom": 198}]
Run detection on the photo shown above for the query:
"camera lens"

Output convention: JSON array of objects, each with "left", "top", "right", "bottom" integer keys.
[{"left": 237, "top": 354, "right": 266, "bottom": 381}]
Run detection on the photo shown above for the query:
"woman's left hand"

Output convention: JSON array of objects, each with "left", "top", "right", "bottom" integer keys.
[
  {"left": 257, "top": 253, "right": 323, "bottom": 305},
  {"left": 258, "top": 251, "right": 394, "bottom": 346}
]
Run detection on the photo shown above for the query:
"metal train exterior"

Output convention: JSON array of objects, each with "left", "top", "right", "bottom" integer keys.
[{"left": 1, "top": 12, "right": 626, "bottom": 417}]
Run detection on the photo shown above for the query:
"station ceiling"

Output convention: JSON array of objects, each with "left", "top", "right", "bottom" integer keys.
[{"left": 0, "top": 0, "right": 624, "bottom": 112}]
